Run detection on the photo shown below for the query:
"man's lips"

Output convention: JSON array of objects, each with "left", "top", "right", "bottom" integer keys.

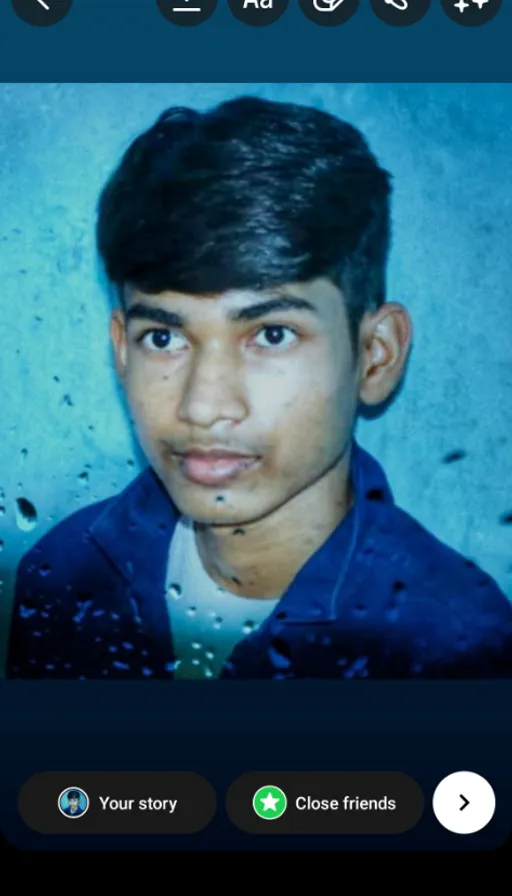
[{"left": 172, "top": 450, "right": 261, "bottom": 486}]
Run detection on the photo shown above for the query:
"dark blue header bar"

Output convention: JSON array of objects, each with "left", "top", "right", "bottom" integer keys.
[{"left": 0, "top": 0, "right": 511, "bottom": 82}]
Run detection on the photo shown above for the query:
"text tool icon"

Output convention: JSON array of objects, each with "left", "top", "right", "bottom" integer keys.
[
  {"left": 228, "top": 0, "right": 289, "bottom": 26},
  {"left": 12, "top": 0, "right": 73, "bottom": 26},
  {"left": 157, "top": 0, "right": 217, "bottom": 26},
  {"left": 371, "top": 0, "right": 430, "bottom": 25}
]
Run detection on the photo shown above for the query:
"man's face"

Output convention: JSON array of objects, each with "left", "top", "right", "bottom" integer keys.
[
  {"left": 68, "top": 797, "right": 79, "bottom": 811},
  {"left": 111, "top": 278, "right": 360, "bottom": 527}
]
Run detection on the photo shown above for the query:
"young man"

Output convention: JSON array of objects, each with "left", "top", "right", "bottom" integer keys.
[
  {"left": 61, "top": 791, "right": 86, "bottom": 817},
  {"left": 6, "top": 96, "right": 512, "bottom": 680}
]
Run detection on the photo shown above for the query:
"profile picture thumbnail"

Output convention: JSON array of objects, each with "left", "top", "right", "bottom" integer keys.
[{"left": 58, "top": 787, "right": 89, "bottom": 818}]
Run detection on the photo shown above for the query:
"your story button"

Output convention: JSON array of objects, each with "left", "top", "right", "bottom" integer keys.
[{"left": 19, "top": 771, "right": 216, "bottom": 834}]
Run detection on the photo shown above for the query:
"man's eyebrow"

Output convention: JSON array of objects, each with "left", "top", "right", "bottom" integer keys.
[
  {"left": 125, "top": 303, "right": 186, "bottom": 328},
  {"left": 229, "top": 296, "right": 318, "bottom": 322},
  {"left": 124, "top": 295, "right": 318, "bottom": 327}
]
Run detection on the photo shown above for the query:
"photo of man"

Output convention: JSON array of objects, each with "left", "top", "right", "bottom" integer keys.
[
  {"left": 58, "top": 789, "right": 89, "bottom": 818},
  {"left": 2, "top": 87, "right": 512, "bottom": 680}
]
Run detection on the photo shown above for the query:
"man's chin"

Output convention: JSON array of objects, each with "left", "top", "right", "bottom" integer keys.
[
  {"left": 173, "top": 501, "right": 257, "bottom": 528},
  {"left": 164, "top": 484, "right": 268, "bottom": 528}
]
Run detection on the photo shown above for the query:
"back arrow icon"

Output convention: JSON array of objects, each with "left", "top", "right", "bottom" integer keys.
[{"left": 459, "top": 794, "right": 470, "bottom": 811}]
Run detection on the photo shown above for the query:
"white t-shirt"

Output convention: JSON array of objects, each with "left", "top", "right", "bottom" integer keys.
[{"left": 165, "top": 517, "right": 280, "bottom": 679}]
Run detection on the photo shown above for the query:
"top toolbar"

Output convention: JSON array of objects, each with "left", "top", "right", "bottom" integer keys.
[{"left": 9, "top": 0, "right": 503, "bottom": 30}]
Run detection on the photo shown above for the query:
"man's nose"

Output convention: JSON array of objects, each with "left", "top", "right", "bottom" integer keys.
[{"left": 176, "top": 347, "right": 248, "bottom": 428}]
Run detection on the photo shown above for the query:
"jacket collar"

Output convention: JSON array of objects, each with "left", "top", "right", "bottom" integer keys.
[{"left": 88, "top": 440, "right": 395, "bottom": 623}]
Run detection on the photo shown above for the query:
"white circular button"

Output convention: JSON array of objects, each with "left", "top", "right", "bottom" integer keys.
[{"left": 433, "top": 771, "right": 495, "bottom": 834}]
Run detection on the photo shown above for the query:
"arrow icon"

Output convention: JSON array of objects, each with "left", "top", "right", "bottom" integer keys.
[{"left": 459, "top": 794, "right": 470, "bottom": 811}]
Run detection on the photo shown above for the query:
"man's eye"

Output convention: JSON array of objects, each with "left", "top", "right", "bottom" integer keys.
[
  {"left": 252, "top": 325, "right": 298, "bottom": 349},
  {"left": 139, "top": 329, "right": 188, "bottom": 352}
]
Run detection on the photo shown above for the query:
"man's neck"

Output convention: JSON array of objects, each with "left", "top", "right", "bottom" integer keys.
[{"left": 194, "top": 444, "right": 353, "bottom": 599}]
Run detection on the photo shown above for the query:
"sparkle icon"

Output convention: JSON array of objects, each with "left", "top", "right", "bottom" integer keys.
[
  {"left": 252, "top": 785, "right": 287, "bottom": 820},
  {"left": 443, "top": 0, "right": 500, "bottom": 21}
]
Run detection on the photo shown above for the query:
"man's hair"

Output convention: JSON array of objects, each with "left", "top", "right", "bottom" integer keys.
[
  {"left": 67, "top": 790, "right": 81, "bottom": 800},
  {"left": 97, "top": 96, "right": 392, "bottom": 343}
]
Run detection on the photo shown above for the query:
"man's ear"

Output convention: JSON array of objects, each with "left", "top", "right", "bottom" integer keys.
[
  {"left": 110, "top": 309, "right": 128, "bottom": 380},
  {"left": 358, "top": 303, "right": 412, "bottom": 406}
]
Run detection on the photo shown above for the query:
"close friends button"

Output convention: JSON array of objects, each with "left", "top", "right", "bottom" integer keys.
[
  {"left": 227, "top": 772, "right": 424, "bottom": 833},
  {"left": 19, "top": 772, "right": 216, "bottom": 834}
]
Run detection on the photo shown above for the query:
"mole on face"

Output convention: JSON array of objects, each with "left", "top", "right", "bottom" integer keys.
[
  {"left": 215, "top": 495, "right": 225, "bottom": 504},
  {"left": 233, "top": 527, "right": 245, "bottom": 535}
]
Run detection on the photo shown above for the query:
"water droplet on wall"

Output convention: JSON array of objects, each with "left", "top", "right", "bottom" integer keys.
[
  {"left": 20, "top": 604, "right": 37, "bottom": 619},
  {"left": 15, "top": 498, "right": 37, "bottom": 531},
  {"left": 165, "top": 660, "right": 181, "bottom": 673},
  {"left": 112, "top": 661, "right": 130, "bottom": 671},
  {"left": 168, "top": 583, "right": 182, "bottom": 600},
  {"left": 443, "top": 450, "right": 467, "bottom": 464}
]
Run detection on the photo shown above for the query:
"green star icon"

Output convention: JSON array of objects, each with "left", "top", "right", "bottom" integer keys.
[{"left": 253, "top": 785, "right": 287, "bottom": 820}]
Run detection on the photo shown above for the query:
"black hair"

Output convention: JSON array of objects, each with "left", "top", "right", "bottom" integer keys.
[
  {"left": 97, "top": 96, "right": 391, "bottom": 345},
  {"left": 67, "top": 790, "right": 81, "bottom": 800}
]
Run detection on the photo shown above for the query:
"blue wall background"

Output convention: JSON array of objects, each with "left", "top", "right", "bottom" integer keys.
[{"left": 1, "top": 83, "right": 511, "bottom": 674}]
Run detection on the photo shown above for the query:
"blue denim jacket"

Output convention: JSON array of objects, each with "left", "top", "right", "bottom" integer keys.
[{"left": 6, "top": 442, "right": 512, "bottom": 679}]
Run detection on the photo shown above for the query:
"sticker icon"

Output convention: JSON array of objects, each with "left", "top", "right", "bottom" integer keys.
[
  {"left": 253, "top": 785, "right": 287, "bottom": 820},
  {"left": 299, "top": 0, "right": 360, "bottom": 26}
]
